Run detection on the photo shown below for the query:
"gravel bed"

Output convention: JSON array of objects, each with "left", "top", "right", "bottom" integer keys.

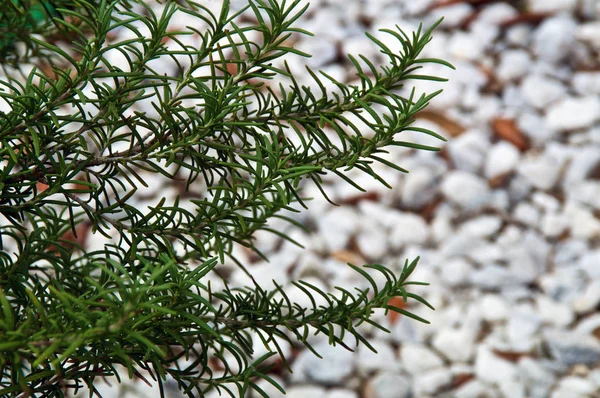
[{"left": 57, "top": 0, "right": 600, "bottom": 397}]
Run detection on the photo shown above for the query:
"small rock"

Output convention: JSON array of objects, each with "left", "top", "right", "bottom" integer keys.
[
  {"left": 447, "top": 130, "right": 489, "bottom": 173},
  {"left": 364, "top": 372, "right": 411, "bottom": 398},
  {"left": 513, "top": 202, "right": 540, "bottom": 228},
  {"left": 357, "top": 340, "right": 397, "bottom": 375},
  {"left": 527, "top": 0, "right": 578, "bottom": 12},
  {"left": 480, "top": 294, "right": 510, "bottom": 322},
  {"left": 477, "top": 3, "right": 518, "bottom": 25},
  {"left": 537, "top": 295, "right": 575, "bottom": 327},
  {"left": 564, "top": 202, "right": 600, "bottom": 239},
  {"left": 506, "top": 313, "right": 542, "bottom": 351},
  {"left": 575, "top": 313, "right": 600, "bottom": 336},
  {"left": 400, "top": 344, "right": 444, "bottom": 375},
  {"left": 554, "top": 239, "right": 588, "bottom": 267},
  {"left": 552, "top": 376, "right": 598, "bottom": 398},
  {"left": 506, "top": 24, "right": 532, "bottom": 47},
  {"left": 573, "top": 280, "right": 600, "bottom": 314},
  {"left": 458, "top": 215, "right": 503, "bottom": 238},
  {"left": 439, "top": 257, "right": 473, "bottom": 287},
  {"left": 286, "top": 386, "right": 326, "bottom": 398},
  {"left": 471, "top": 264, "right": 521, "bottom": 290},
  {"left": 453, "top": 380, "right": 502, "bottom": 398},
  {"left": 441, "top": 171, "right": 490, "bottom": 210},
  {"left": 475, "top": 345, "right": 520, "bottom": 385},
  {"left": 563, "top": 146, "right": 600, "bottom": 186},
  {"left": 329, "top": 389, "right": 358, "bottom": 398},
  {"left": 430, "top": 3, "right": 473, "bottom": 28},
  {"left": 578, "top": 250, "right": 600, "bottom": 279},
  {"left": 518, "top": 110, "right": 557, "bottom": 145},
  {"left": 508, "top": 174, "right": 533, "bottom": 203},
  {"left": 576, "top": 22, "right": 600, "bottom": 49},
  {"left": 317, "top": 207, "right": 359, "bottom": 251},
  {"left": 540, "top": 212, "right": 569, "bottom": 238},
  {"left": 532, "top": 15, "right": 577, "bottom": 63},
  {"left": 518, "top": 358, "right": 556, "bottom": 398},
  {"left": 432, "top": 328, "right": 476, "bottom": 362},
  {"left": 572, "top": 72, "right": 600, "bottom": 96},
  {"left": 485, "top": 141, "right": 520, "bottom": 179},
  {"left": 448, "top": 32, "right": 485, "bottom": 61},
  {"left": 356, "top": 222, "right": 389, "bottom": 260},
  {"left": 413, "top": 369, "right": 453, "bottom": 396},
  {"left": 521, "top": 74, "right": 566, "bottom": 109},
  {"left": 400, "top": 167, "right": 439, "bottom": 209},
  {"left": 569, "top": 181, "right": 600, "bottom": 209},
  {"left": 517, "top": 152, "right": 564, "bottom": 191},
  {"left": 544, "top": 330, "right": 600, "bottom": 366},
  {"left": 388, "top": 213, "right": 429, "bottom": 249},
  {"left": 547, "top": 96, "right": 600, "bottom": 131},
  {"left": 532, "top": 191, "right": 562, "bottom": 212}
]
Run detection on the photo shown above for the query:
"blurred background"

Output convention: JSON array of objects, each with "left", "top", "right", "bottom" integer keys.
[{"left": 69, "top": 0, "right": 600, "bottom": 397}]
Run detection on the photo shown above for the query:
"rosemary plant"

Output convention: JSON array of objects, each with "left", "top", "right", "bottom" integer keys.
[{"left": 0, "top": 0, "right": 452, "bottom": 396}]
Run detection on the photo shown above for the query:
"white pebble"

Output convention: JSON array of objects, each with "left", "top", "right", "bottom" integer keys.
[
  {"left": 439, "top": 257, "right": 473, "bottom": 287},
  {"left": 480, "top": 294, "right": 510, "bottom": 322},
  {"left": 474, "top": 345, "right": 519, "bottom": 385},
  {"left": 413, "top": 369, "right": 453, "bottom": 396},
  {"left": 576, "top": 22, "right": 600, "bottom": 49},
  {"left": 572, "top": 71, "right": 600, "bottom": 95},
  {"left": 517, "top": 152, "right": 563, "bottom": 191},
  {"left": 513, "top": 202, "right": 540, "bottom": 228},
  {"left": 441, "top": 171, "right": 490, "bottom": 210},
  {"left": 547, "top": 96, "right": 600, "bottom": 131},
  {"left": 532, "top": 15, "right": 577, "bottom": 63},
  {"left": 485, "top": 141, "right": 520, "bottom": 179},
  {"left": 573, "top": 280, "right": 600, "bottom": 314},
  {"left": 388, "top": 213, "right": 429, "bottom": 249},
  {"left": 521, "top": 74, "right": 566, "bottom": 109},
  {"left": 400, "top": 344, "right": 444, "bottom": 375},
  {"left": 527, "top": 0, "right": 578, "bottom": 12},
  {"left": 432, "top": 328, "right": 475, "bottom": 362},
  {"left": 448, "top": 32, "right": 485, "bottom": 61},
  {"left": 496, "top": 50, "right": 532, "bottom": 82},
  {"left": 458, "top": 215, "right": 503, "bottom": 238}
]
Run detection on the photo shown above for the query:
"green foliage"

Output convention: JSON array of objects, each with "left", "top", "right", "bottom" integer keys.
[{"left": 0, "top": 0, "right": 452, "bottom": 396}]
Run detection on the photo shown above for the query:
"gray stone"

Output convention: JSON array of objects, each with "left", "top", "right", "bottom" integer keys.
[
  {"left": 471, "top": 264, "right": 521, "bottom": 290},
  {"left": 400, "top": 167, "right": 439, "bottom": 209},
  {"left": 544, "top": 330, "right": 600, "bottom": 366}
]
